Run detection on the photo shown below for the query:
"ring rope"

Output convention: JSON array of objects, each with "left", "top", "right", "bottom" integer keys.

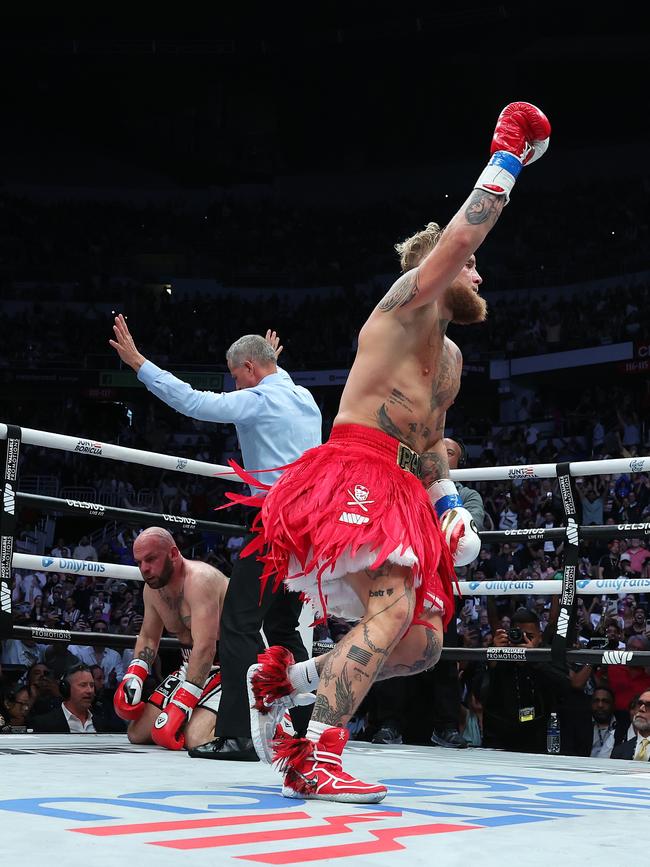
[
  {"left": 9, "top": 552, "right": 649, "bottom": 598},
  {"left": 0, "top": 422, "right": 240, "bottom": 481},
  {"left": 2, "top": 423, "right": 649, "bottom": 669},
  {"left": 17, "top": 491, "right": 247, "bottom": 536},
  {"left": 3, "top": 422, "right": 649, "bottom": 484},
  {"left": 7, "top": 622, "right": 649, "bottom": 668}
]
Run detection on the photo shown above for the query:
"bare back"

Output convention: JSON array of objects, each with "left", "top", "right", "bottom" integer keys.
[
  {"left": 336, "top": 272, "right": 462, "bottom": 463},
  {"left": 145, "top": 561, "right": 227, "bottom": 647}
]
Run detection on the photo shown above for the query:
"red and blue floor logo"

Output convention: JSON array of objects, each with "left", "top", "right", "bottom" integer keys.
[{"left": 1, "top": 775, "right": 648, "bottom": 861}]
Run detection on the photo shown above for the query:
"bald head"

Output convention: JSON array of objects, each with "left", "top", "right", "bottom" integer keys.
[
  {"left": 133, "top": 527, "right": 179, "bottom": 589},
  {"left": 136, "top": 526, "right": 175, "bottom": 549}
]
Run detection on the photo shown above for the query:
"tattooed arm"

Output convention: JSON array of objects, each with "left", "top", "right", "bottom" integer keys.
[
  {"left": 420, "top": 437, "right": 450, "bottom": 488},
  {"left": 381, "top": 190, "right": 504, "bottom": 313},
  {"left": 133, "top": 590, "right": 165, "bottom": 667}
]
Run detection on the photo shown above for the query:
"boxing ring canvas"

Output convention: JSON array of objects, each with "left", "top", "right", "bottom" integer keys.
[{"left": 1, "top": 735, "right": 648, "bottom": 866}]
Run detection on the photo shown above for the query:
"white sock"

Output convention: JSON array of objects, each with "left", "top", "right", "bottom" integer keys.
[
  {"left": 306, "top": 719, "right": 330, "bottom": 743},
  {"left": 288, "top": 658, "right": 320, "bottom": 693}
]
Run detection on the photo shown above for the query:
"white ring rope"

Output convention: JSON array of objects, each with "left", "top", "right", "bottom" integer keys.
[
  {"left": 452, "top": 456, "right": 649, "bottom": 482},
  {"left": 13, "top": 553, "right": 649, "bottom": 598},
  {"left": 3, "top": 421, "right": 648, "bottom": 483},
  {"left": 13, "top": 553, "right": 142, "bottom": 581},
  {"left": 0, "top": 422, "right": 241, "bottom": 482}
]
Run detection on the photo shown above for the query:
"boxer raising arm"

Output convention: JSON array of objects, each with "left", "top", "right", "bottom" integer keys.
[
  {"left": 244, "top": 102, "right": 551, "bottom": 802},
  {"left": 113, "top": 527, "right": 227, "bottom": 750}
]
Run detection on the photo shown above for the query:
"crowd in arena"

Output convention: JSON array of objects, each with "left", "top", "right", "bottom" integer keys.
[{"left": 2, "top": 181, "right": 650, "bottom": 757}]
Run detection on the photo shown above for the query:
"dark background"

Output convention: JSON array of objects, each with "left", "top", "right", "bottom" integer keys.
[{"left": 1, "top": 6, "right": 648, "bottom": 189}]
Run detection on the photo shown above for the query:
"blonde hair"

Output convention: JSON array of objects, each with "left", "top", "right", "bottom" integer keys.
[{"left": 394, "top": 222, "right": 443, "bottom": 273}]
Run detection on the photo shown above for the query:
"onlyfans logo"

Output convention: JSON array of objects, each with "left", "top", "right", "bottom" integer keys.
[{"left": 3, "top": 483, "right": 15, "bottom": 516}]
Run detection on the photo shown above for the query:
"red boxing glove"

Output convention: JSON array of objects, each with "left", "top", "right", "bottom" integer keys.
[
  {"left": 475, "top": 102, "right": 551, "bottom": 201},
  {"left": 490, "top": 102, "right": 551, "bottom": 166},
  {"left": 151, "top": 680, "right": 202, "bottom": 751},
  {"left": 113, "top": 658, "right": 150, "bottom": 722}
]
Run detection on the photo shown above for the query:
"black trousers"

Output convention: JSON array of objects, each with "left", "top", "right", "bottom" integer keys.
[{"left": 215, "top": 535, "right": 310, "bottom": 738}]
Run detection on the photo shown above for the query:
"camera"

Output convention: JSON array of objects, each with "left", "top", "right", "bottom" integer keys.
[{"left": 509, "top": 626, "right": 525, "bottom": 645}]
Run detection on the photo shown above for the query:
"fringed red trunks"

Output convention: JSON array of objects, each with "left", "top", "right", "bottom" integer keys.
[{"left": 231, "top": 424, "right": 457, "bottom": 628}]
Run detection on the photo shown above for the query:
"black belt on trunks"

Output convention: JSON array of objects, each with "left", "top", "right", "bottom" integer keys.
[{"left": 396, "top": 442, "right": 421, "bottom": 478}]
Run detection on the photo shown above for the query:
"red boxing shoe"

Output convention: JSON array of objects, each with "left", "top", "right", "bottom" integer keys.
[{"left": 273, "top": 726, "right": 387, "bottom": 803}]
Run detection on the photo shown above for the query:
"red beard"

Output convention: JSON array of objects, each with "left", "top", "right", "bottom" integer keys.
[{"left": 444, "top": 283, "right": 487, "bottom": 325}]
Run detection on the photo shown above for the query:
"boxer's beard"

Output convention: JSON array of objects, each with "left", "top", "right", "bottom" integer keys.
[
  {"left": 445, "top": 283, "right": 487, "bottom": 325},
  {"left": 148, "top": 556, "right": 173, "bottom": 589}
]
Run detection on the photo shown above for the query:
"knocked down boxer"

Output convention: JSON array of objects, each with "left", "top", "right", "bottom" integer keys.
[{"left": 113, "top": 527, "right": 227, "bottom": 750}]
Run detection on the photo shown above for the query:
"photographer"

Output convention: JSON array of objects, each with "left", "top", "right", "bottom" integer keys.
[{"left": 479, "top": 607, "right": 571, "bottom": 754}]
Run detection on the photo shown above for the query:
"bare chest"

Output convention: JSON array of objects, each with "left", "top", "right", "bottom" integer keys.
[{"left": 155, "top": 590, "right": 192, "bottom": 643}]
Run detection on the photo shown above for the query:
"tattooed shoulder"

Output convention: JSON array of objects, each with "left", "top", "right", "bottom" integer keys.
[{"left": 378, "top": 270, "right": 419, "bottom": 312}]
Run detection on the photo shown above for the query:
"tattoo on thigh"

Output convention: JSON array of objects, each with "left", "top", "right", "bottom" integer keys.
[{"left": 369, "top": 589, "right": 385, "bottom": 597}]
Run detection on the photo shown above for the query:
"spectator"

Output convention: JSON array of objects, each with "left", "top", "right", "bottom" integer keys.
[
  {"left": 1, "top": 637, "right": 45, "bottom": 669},
  {"left": 30, "top": 664, "right": 101, "bottom": 733},
  {"left": 611, "top": 691, "right": 650, "bottom": 761},
  {"left": 481, "top": 608, "right": 571, "bottom": 754},
  {"left": 623, "top": 537, "right": 650, "bottom": 577},
  {"left": 72, "top": 536, "right": 98, "bottom": 561},
  {"left": 605, "top": 636, "right": 650, "bottom": 729},
  {"left": 51, "top": 538, "right": 72, "bottom": 559},
  {"left": 1, "top": 686, "right": 32, "bottom": 731},
  {"left": 69, "top": 620, "right": 124, "bottom": 688}
]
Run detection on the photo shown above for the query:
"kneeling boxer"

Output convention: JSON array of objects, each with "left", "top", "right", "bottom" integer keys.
[{"left": 113, "top": 527, "right": 227, "bottom": 750}]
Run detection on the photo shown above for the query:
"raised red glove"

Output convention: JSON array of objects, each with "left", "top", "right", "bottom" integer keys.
[
  {"left": 150, "top": 681, "right": 202, "bottom": 751},
  {"left": 475, "top": 102, "right": 551, "bottom": 201},
  {"left": 113, "top": 658, "right": 149, "bottom": 722}
]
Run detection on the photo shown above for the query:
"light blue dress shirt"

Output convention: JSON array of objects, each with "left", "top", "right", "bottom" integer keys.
[{"left": 138, "top": 361, "right": 322, "bottom": 492}]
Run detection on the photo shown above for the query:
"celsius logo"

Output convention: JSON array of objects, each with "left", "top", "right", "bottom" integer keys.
[{"left": 3, "top": 482, "right": 15, "bottom": 516}]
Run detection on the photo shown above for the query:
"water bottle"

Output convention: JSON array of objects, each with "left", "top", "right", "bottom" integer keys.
[{"left": 546, "top": 712, "right": 561, "bottom": 754}]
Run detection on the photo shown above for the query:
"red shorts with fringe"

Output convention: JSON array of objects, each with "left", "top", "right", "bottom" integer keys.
[{"left": 238, "top": 424, "right": 457, "bottom": 629}]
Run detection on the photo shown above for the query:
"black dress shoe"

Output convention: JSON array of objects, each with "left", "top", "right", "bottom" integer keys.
[
  {"left": 188, "top": 736, "right": 260, "bottom": 761},
  {"left": 430, "top": 728, "right": 469, "bottom": 749}
]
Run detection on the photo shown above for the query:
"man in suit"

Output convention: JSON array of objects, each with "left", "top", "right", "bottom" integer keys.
[
  {"left": 29, "top": 664, "right": 104, "bottom": 733},
  {"left": 611, "top": 690, "right": 650, "bottom": 760}
]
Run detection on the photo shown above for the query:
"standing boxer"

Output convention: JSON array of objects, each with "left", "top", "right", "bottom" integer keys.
[
  {"left": 114, "top": 527, "right": 227, "bottom": 750},
  {"left": 246, "top": 102, "right": 551, "bottom": 801}
]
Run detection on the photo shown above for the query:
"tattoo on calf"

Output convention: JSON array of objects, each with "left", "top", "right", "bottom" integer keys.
[{"left": 312, "top": 666, "right": 357, "bottom": 725}]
